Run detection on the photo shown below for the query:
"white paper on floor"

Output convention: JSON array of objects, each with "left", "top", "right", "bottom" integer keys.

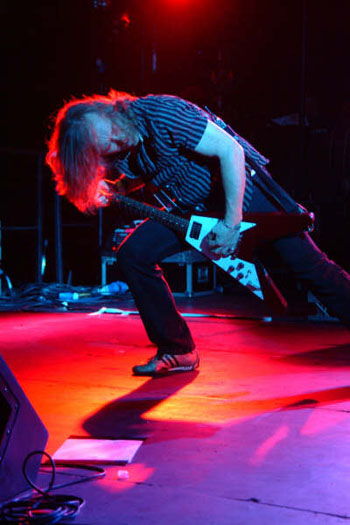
[{"left": 52, "top": 438, "right": 143, "bottom": 464}]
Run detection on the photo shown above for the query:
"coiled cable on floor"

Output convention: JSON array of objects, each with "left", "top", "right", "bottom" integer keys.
[
  {"left": 0, "top": 494, "right": 84, "bottom": 523},
  {"left": 0, "top": 450, "right": 105, "bottom": 523}
]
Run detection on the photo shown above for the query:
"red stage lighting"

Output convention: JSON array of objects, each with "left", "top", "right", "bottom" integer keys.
[{"left": 120, "top": 12, "right": 131, "bottom": 28}]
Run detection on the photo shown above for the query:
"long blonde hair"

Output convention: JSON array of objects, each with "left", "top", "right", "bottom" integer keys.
[{"left": 46, "top": 90, "right": 137, "bottom": 213}]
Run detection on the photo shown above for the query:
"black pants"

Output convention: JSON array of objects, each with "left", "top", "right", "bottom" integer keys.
[{"left": 117, "top": 184, "right": 350, "bottom": 355}]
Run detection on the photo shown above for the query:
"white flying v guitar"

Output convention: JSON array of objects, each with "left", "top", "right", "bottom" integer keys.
[{"left": 109, "top": 190, "right": 314, "bottom": 313}]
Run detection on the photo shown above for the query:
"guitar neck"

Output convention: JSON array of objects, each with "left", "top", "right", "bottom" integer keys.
[{"left": 112, "top": 193, "right": 189, "bottom": 236}]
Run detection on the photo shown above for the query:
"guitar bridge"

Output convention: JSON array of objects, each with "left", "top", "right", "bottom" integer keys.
[{"left": 190, "top": 221, "right": 202, "bottom": 240}]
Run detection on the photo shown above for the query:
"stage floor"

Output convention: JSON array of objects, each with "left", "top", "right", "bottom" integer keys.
[{"left": 1, "top": 291, "right": 349, "bottom": 524}]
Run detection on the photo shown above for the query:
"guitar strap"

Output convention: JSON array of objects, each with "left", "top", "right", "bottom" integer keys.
[
  {"left": 204, "top": 107, "right": 309, "bottom": 215},
  {"left": 244, "top": 158, "right": 308, "bottom": 215}
]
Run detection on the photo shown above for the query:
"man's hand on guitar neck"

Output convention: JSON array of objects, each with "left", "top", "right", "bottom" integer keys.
[
  {"left": 94, "top": 180, "right": 113, "bottom": 207},
  {"left": 206, "top": 220, "right": 241, "bottom": 257},
  {"left": 94, "top": 176, "right": 140, "bottom": 207}
]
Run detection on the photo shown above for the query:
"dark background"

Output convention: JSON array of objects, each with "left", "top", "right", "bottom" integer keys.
[{"left": 2, "top": 0, "right": 350, "bottom": 286}]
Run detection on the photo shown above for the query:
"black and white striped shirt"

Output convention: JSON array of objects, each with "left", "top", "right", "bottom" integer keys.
[{"left": 113, "top": 94, "right": 257, "bottom": 211}]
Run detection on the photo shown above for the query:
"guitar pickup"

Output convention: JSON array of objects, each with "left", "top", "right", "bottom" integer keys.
[{"left": 189, "top": 221, "right": 202, "bottom": 240}]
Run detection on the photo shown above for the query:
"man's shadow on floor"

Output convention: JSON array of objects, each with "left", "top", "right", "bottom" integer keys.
[
  {"left": 83, "top": 345, "right": 350, "bottom": 445},
  {"left": 82, "top": 371, "right": 220, "bottom": 444}
]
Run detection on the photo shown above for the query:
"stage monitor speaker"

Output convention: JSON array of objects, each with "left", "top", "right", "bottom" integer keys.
[{"left": 0, "top": 354, "right": 48, "bottom": 505}]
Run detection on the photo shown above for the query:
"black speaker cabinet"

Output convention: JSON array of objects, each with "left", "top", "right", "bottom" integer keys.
[{"left": 0, "top": 354, "right": 48, "bottom": 505}]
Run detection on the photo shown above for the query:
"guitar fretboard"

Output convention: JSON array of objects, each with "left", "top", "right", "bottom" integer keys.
[{"left": 112, "top": 193, "right": 189, "bottom": 236}]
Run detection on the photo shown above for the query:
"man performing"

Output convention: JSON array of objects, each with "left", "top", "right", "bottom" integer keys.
[{"left": 47, "top": 91, "right": 350, "bottom": 376}]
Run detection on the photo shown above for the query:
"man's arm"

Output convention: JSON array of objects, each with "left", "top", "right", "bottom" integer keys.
[{"left": 194, "top": 120, "right": 246, "bottom": 256}]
